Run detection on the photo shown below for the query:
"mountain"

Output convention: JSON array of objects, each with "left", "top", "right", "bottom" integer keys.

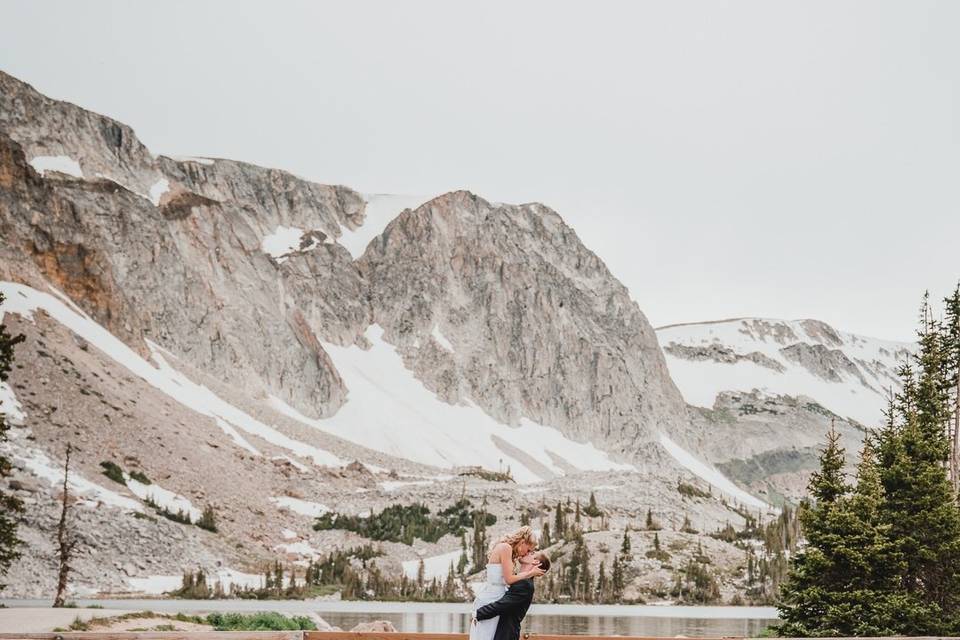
[
  {"left": 1, "top": 70, "right": 772, "bottom": 598},
  {"left": 657, "top": 317, "right": 914, "bottom": 502}
]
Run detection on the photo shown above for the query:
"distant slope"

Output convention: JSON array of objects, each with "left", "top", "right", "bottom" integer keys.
[{"left": 657, "top": 318, "right": 913, "bottom": 427}]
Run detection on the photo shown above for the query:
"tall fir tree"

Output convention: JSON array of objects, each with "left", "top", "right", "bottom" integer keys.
[
  {"left": 873, "top": 299, "right": 960, "bottom": 632},
  {"left": 777, "top": 424, "right": 855, "bottom": 635},
  {"left": 0, "top": 293, "right": 24, "bottom": 586},
  {"left": 781, "top": 292, "right": 960, "bottom": 636},
  {"left": 942, "top": 284, "right": 960, "bottom": 494}
]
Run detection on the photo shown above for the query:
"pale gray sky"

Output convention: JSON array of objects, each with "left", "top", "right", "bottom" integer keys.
[{"left": 2, "top": 1, "right": 957, "bottom": 341}]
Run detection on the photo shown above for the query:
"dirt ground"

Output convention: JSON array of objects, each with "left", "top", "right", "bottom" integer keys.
[{"left": 0, "top": 608, "right": 212, "bottom": 632}]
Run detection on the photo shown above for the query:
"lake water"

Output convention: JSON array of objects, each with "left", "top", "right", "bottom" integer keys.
[{"left": 1, "top": 599, "right": 779, "bottom": 637}]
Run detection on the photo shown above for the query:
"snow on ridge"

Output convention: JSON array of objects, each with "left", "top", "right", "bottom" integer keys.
[
  {"left": 267, "top": 324, "right": 634, "bottom": 483},
  {"left": 260, "top": 225, "right": 330, "bottom": 263},
  {"left": 2, "top": 434, "right": 142, "bottom": 512},
  {"left": 380, "top": 479, "right": 434, "bottom": 492},
  {"left": 402, "top": 549, "right": 465, "bottom": 580},
  {"left": 658, "top": 432, "right": 772, "bottom": 511},
  {"left": 338, "top": 194, "right": 431, "bottom": 258},
  {"left": 0, "top": 281, "right": 344, "bottom": 469},
  {"left": 0, "top": 381, "right": 24, "bottom": 424},
  {"left": 261, "top": 226, "right": 305, "bottom": 262},
  {"left": 148, "top": 178, "right": 169, "bottom": 206},
  {"left": 431, "top": 324, "right": 454, "bottom": 352},
  {"left": 127, "top": 568, "right": 267, "bottom": 595},
  {"left": 657, "top": 317, "right": 913, "bottom": 426},
  {"left": 168, "top": 155, "right": 215, "bottom": 166},
  {"left": 270, "top": 496, "right": 330, "bottom": 518},
  {"left": 125, "top": 474, "right": 201, "bottom": 521},
  {"left": 29, "top": 155, "right": 83, "bottom": 178}
]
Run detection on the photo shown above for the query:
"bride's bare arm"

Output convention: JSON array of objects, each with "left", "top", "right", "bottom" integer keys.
[{"left": 495, "top": 543, "right": 539, "bottom": 584}]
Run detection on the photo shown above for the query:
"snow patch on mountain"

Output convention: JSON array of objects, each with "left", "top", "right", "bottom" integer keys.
[
  {"left": 266, "top": 324, "right": 634, "bottom": 483},
  {"left": 0, "top": 281, "right": 344, "bottom": 468},
  {"left": 380, "top": 479, "right": 434, "bottom": 492},
  {"left": 168, "top": 155, "right": 215, "bottom": 165},
  {"left": 431, "top": 324, "right": 454, "bottom": 352},
  {"left": 657, "top": 318, "right": 913, "bottom": 426},
  {"left": 125, "top": 474, "right": 201, "bottom": 521},
  {"left": 339, "top": 194, "right": 430, "bottom": 258},
  {"left": 260, "top": 226, "right": 331, "bottom": 263},
  {"left": 659, "top": 432, "right": 772, "bottom": 511},
  {"left": 270, "top": 496, "right": 331, "bottom": 518},
  {"left": 29, "top": 155, "right": 83, "bottom": 178},
  {"left": 2, "top": 431, "right": 142, "bottom": 512},
  {"left": 0, "top": 381, "right": 24, "bottom": 424},
  {"left": 148, "top": 178, "right": 169, "bottom": 206},
  {"left": 127, "top": 568, "right": 267, "bottom": 594},
  {"left": 402, "top": 549, "right": 465, "bottom": 580}
]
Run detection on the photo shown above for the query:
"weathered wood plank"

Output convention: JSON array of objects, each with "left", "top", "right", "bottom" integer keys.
[{"left": 0, "top": 634, "right": 302, "bottom": 640}]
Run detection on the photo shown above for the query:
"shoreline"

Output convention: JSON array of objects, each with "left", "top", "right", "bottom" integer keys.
[{"left": 0, "top": 599, "right": 779, "bottom": 620}]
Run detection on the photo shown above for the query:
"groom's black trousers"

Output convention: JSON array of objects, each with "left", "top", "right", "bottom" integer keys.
[{"left": 475, "top": 578, "right": 535, "bottom": 640}]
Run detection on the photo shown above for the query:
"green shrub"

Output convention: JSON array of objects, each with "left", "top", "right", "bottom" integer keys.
[
  {"left": 197, "top": 505, "right": 218, "bottom": 533},
  {"left": 129, "top": 470, "right": 151, "bottom": 484},
  {"left": 677, "top": 481, "right": 710, "bottom": 499},
  {"left": 314, "top": 498, "right": 495, "bottom": 544},
  {"left": 205, "top": 612, "right": 316, "bottom": 630},
  {"left": 100, "top": 461, "right": 125, "bottom": 485}
]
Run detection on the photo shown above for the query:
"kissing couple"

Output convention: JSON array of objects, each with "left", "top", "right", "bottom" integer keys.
[{"left": 470, "top": 525, "right": 551, "bottom": 640}]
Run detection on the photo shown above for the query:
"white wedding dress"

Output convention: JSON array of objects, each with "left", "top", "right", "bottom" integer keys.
[{"left": 470, "top": 563, "right": 506, "bottom": 640}]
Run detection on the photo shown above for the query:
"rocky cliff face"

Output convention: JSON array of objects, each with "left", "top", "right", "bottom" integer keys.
[
  {"left": 359, "top": 193, "right": 688, "bottom": 460},
  {"left": 0, "top": 71, "right": 691, "bottom": 469},
  {"left": 0, "top": 71, "right": 738, "bottom": 597},
  {"left": 657, "top": 317, "right": 912, "bottom": 502},
  {"left": 657, "top": 317, "right": 911, "bottom": 427},
  {"left": 6, "top": 69, "right": 901, "bottom": 599}
]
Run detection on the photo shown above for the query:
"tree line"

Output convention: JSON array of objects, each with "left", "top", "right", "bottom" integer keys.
[{"left": 778, "top": 286, "right": 960, "bottom": 636}]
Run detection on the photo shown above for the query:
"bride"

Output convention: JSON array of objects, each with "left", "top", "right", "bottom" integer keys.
[{"left": 469, "top": 525, "right": 546, "bottom": 640}]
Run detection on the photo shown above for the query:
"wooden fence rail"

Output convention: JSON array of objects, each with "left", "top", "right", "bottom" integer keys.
[
  {"left": 2, "top": 633, "right": 958, "bottom": 640},
  {"left": 0, "top": 633, "right": 746, "bottom": 640}
]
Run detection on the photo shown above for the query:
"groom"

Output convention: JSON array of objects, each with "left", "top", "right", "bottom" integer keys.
[{"left": 474, "top": 550, "right": 551, "bottom": 640}]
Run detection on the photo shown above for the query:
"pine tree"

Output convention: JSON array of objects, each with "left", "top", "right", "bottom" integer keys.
[
  {"left": 942, "top": 284, "right": 960, "bottom": 494},
  {"left": 645, "top": 507, "right": 660, "bottom": 531},
  {"left": 872, "top": 304, "right": 960, "bottom": 633},
  {"left": 540, "top": 521, "right": 552, "bottom": 548},
  {"left": 595, "top": 561, "right": 608, "bottom": 603},
  {"left": 197, "top": 505, "right": 218, "bottom": 532},
  {"left": 584, "top": 492, "right": 602, "bottom": 518},
  {"left": 0, "top": 294, "right": 24, "bottom": 586},
  {"left": 777, "top": 424, "right": 850, "bottom": 633},
  {"left": 553, "top": 500, "right": 566, "bottom": 541},
  {"left": 620, "top": 529, "right": 631, "bottom": 555},
  {"left": 470, "top": 508, "right": 489, "bottom": 573},
  {"left": 611, "top": 553, "right": 625, "bottom": 601}
]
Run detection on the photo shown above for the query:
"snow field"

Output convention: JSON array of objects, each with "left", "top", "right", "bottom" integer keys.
[
  {"left": 267, "top": 324, "right": 634, "bottom": 483},
  {"left": 29, "top": 155, "right": 83, "bottom": 178},
  {"left": 270, "top": 496, "right": 331, "bottom": 518},
  {"left": 401, "top": 549, "right": 466, "bottom": 580},
  {"left": 658, "top": 318, "right": 912, "bottom": 426},
  {"left": 125, "top": 474, "right": 202, "bottom": 522},
  {"left": 658, "top": 432, "right": 772, "bottom": 511},
  {"left": 0, "top": 282, "right": 344, "bottom": 469}
]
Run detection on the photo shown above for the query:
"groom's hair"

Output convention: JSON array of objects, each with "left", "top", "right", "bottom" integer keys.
[{"left": 535, "top": 551, "right": 551, "bottom": 573}]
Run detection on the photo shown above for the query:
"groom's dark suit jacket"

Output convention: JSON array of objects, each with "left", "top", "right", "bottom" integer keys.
[{"left": 475, "top": 578, "right": 535, "bottom": 640}]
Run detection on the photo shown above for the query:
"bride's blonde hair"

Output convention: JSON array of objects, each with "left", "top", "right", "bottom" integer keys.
[{"left": 490, "top": 525, "right": 537, "bottom": 560}]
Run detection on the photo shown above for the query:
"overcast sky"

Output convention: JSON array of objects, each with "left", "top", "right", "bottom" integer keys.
[{"left": 2, "top": 1, "right": 957, "bottom": 341}]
